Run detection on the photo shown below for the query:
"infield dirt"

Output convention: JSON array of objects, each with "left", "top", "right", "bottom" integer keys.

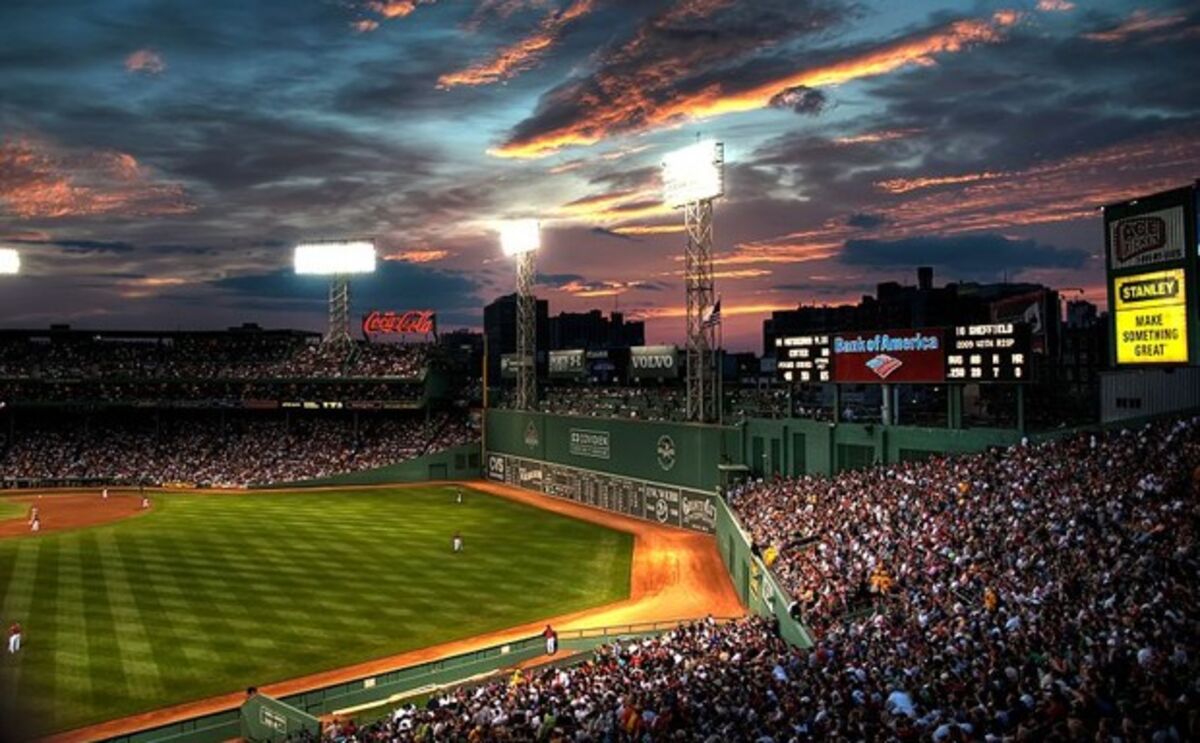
[{"left": 0, "top": 492, "right": 149, "bottom": 538}]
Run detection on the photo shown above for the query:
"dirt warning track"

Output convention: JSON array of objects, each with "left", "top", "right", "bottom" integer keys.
[
  {"left": 41, "top": 480, "right": 743, "bottom": 743},
  {"left": 0, "top": 492, "right": 149, "bottom": 538}
]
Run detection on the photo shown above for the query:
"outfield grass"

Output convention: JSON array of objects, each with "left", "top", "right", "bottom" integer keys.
[
  {"left": 0, "top": 500, "right": 27, "bottom": 521},
  {"left": 0, "top": 486, "right": 633, "bottom": 735}
]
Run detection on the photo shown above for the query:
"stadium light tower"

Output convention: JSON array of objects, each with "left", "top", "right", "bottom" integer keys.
[
  {"left": 0, "top": 248, "right": 19, "bottom": 276},
  {"left": 662, "top": 140, "right": 724, "bottom": 423},
  {"left": 498, "top": 219, "right": 541, "bottom": 411},
  {"left": 293, "top": 239, "right": 376, "bottom": 347}
]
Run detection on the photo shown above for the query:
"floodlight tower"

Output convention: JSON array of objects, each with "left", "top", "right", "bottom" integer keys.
[
  {"left": 0, "top": 248, "right": 19, "bottom": 276},
  {"left": 293, "top": 240, "right": 377, "bottom": 347},
  {"left": 498, "top": 220, "right": 541, "bottom": 411},
  {"left": 662, "top": 140, "right": 724, "bottom": 423}
]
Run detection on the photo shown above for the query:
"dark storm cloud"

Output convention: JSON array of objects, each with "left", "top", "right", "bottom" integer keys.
[
  {"left": 212, "top": 260, "right": 482, "bottom": 312},
  {"left": 13, "top": 239, "right": 136, "bottom": 255},
  {"left": 847, "top": 212, "right": 887, "bottom": 229},
  {"left": 496, "top": 0, "right": 848, "bottom": 156},
  {"left": 537, "top": 272, "right": 586, "bottom": 287},
  {"left": 839, "top": 234, "right": 1088, "bottom": 278},
  {"left": 768, "top": 85, "right": 827, "bottom": 116},
  {"left": 590, "top": 227, "right": 638, "bottom": 242}
]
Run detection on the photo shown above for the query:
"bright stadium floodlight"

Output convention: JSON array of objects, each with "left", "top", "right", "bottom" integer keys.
[
  {"left": 293, "top": 240, "right": 376, "bottom": 275},
  {"left": 294, "top": 239, "right": 376, "bottom": 346},
  {"left": 0, "top": 248, "right": 18, "bottom": 275},
  {"left": 662, "top": 139, "right": 724, "bottom": 209},
  {"left": 497, "top": 219, "right": 541, "bottom": 257},
  {"left": 662, "top": 139, "right": 725, "bottom": 423},
  {"left": 496, "top": 219, "right": 541, "bottom": 410}
]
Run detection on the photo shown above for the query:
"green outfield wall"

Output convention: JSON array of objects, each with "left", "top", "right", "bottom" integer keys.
[
  {"left": 740, "top": 417, "right": 1023, "bottom": 478},
  {"left": 485, "top": 410, "right": 739, "bottom": 492}
]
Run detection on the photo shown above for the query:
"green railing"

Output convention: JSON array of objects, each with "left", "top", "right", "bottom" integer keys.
[{"left": 93, "top": 618, "right": 729, "bottom": 743}]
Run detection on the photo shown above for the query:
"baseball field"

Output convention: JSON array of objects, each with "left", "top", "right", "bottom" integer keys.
[{"left": 0, "top": 486, "right": 634, "bottom": 737}]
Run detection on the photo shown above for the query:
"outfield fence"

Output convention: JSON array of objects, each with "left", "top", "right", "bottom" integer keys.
[{"left": 93, "top": 617, "right": 736, "bottom": 743}]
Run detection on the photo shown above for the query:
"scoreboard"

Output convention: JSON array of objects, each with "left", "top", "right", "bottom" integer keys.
[
  {"left": 777, "top": 325, "right": 1031, "bottom": 383},
  {"left": 775, "top": 334, "right": 831, "bottom": 383},
  {"left": 945, "top": 323, "right": 1031, "bottom": 382}
]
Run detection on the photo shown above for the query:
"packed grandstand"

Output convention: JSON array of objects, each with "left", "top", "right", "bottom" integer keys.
[
  {"left": 326, "top": 417, "right": 1198, "bottom": 742},
  {"left": 0, "top": 331, "right": 476, "bottom": 487}
]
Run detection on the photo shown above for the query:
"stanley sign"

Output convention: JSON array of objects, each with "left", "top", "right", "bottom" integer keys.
[{"left": 1113, "top": 268, "right": 1189, "bottom": 365}]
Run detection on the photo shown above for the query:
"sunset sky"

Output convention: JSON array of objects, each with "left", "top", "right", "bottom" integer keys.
[{"left": 1, "top": 0, "right": 1198, "bottom": 351}]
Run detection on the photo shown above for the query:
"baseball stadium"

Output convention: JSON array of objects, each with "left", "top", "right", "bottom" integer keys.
[{"left": 3, "top": 3, "right": 1200, "bottom": 741}]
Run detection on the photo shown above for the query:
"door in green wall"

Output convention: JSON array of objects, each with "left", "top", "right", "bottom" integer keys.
[
  {"left": 751, "top": 436, "right": 765, "bottom": 476},
  {"left": 791, "top": 433, "right": 807, "bottom": 476},
  {"left": 769, "top": 439, "right": 781, "bottom": 476}
]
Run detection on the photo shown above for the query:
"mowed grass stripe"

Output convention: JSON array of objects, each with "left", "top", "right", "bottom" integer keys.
[{"left": 0, "top": 486, "right": 633, "bottom": 735}]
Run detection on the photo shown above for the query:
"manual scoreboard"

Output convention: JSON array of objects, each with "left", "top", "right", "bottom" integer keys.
[
  {"left": 775, "top": 334, "right": 831, "bottom": 383},
  {"left": 946, "top": 323, "right": 1031, "bottom": 381}
]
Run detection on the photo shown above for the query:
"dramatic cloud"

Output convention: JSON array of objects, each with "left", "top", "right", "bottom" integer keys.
[
  {"left": 0, "top": 138, "right": 192, "bottom": 220},
  {"left": 840, "top": 233, "right": 1088, "bottom": 278},
  {"left": 124, "top": 49, "right": 166, "bottom": 75},
  {"left": 213, "top": 258, "right": 480, "bottom": 313},
  {"left": 769, "top": 86, "right": 827, "bottom": 116},
  {"left": 438, "top": 0, "right": 595, "bottom": 88},
  {"left": 1083, "top": 9, "right": 1189, "bottom": 43},
  {"left": 494, "top": 8, "right": 1017, "bottom": 158}
]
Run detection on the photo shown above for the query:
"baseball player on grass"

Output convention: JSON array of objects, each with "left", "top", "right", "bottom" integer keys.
[{"left": 452, "top": 531, "right": 463, "bottom": 553}]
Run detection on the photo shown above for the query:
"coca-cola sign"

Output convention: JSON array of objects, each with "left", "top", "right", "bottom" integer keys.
[{"left": 362, "top": 310, "right": 437, "bottom": 336}]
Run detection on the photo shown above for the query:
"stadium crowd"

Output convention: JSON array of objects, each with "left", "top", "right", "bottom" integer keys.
[
  {"left": 532, "top": 386, "right": 687, "bottom": 422},
  {"left": 0, "top": 338, "right": 430, "bottom": 380},
  {"left": 0, "top": 413, "right": 474, "bottom": 487},
  {"left": 329, "top": 417, "right": 1198, "bottom": 742}
]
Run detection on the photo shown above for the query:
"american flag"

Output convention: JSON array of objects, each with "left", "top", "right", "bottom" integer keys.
[{"left": 702, "top": 298, "right": 722, "bottom": 328}]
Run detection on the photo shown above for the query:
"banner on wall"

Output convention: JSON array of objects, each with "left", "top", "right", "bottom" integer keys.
[{"left": 832, "top": 329, "right": 945, "bottom": 383}]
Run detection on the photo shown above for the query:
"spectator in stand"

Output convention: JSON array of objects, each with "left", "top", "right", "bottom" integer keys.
[
  {"left": 0, "top": 413, "right": 476, "bottom": 488},
  {"left": 328, "top": 417, "right": 1199, "bottom": 742}
]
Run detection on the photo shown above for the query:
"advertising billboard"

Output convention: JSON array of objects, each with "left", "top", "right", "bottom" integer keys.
[
  {"left": 500, "top": 353, "right": 519, "bottom": 379},
  {"left": 629, "top": 345, "right": 680, "bottom": 379},
  {"left": 362, "top": 310, "right": 436, "bottom": 337},
  {"left": 774, "top": 334, "right": 831, "bottom": 383},
  {"left": 1108, "top": 205, "right": 1186, "bottom": 271},
  {"left": 548, "top": 349, "right": 586, "bottom": 379},
  {"left": 1113, "top": 268, "right": 1189, "bottom": 364},
  {"left": 832, "top": 329, "right": 945, "bottom": 383},
  {"left": 946, "top": 323, "right": 1031, "bottom": 382}
]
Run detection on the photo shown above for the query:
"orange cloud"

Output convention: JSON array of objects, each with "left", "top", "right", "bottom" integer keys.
[
  {"left": 875, "top": 171, "right": 1005, "bottom": 194},
  {"left": 439, "top": 0, "right": 594, "bottom": 88},
  {"left": 611, "top": 224, "right": 685, "bottom": 236},
  {"left": 1084, "top": 10, "right": 1187, "bottom": 43},
  {"left": 558, "top": 279, "right": 654, "bottom": 297},
  {"left": 633, "top": 302, "right": 794, "bottom": 321},
  {"left": 494, "top": 12, "right": 1018, "bottom": 158},
  {"left": 738, "top": 130, "right": 1200, "bottom": 268},
  {"left": 354, "top": 0, "right": 436, "bottom": 30},
  {"left": 385, "top": 249, "right": 449, "bottom": 263},
  {"left": 1036, "top": 0, "right": 1074, "bottom": 11},
  {"left": 125, "top": 49, "right": 166, "bottom": 75},
  {"left": 0, "top": 138, "right": 192, "bottom": 220},
  {"left": 557, "top": 188, "right": 672, "bottom": 223},
  {"left": 834, "top": 128, "right": 923, "bottom": 146}
]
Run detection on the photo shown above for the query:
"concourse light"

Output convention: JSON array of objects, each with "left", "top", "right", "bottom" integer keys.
[
  {"left": 294, "top": 240, "right": 376, "bottom": 275},
  {"left": 497, "top": 219, "right": 541, "bottom": 257},
  {"left": 0, "top": 248, "right": 19, "bottom": 275}
]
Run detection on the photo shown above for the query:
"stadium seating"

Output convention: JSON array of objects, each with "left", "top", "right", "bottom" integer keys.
[{"left": 335, "top": 417, "right": 1199, "bottom": 741}]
